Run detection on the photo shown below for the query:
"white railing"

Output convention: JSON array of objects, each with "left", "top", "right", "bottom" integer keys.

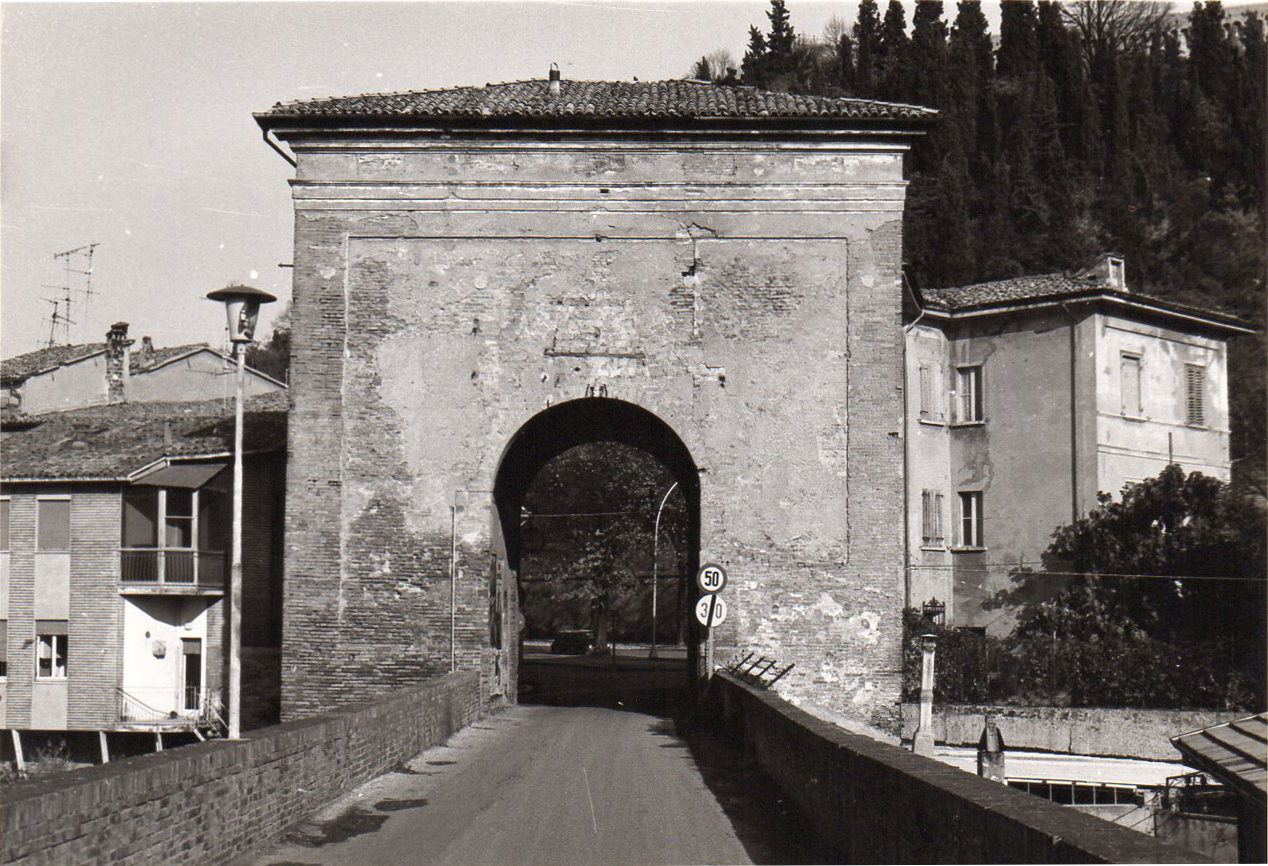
[{"left": 118, "top": 686, "right": 221, "bottom": 726}]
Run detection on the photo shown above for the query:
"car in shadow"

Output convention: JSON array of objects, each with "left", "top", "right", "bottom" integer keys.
[{"left": 550, "top": 629, "right": 595, "bottom": 655}]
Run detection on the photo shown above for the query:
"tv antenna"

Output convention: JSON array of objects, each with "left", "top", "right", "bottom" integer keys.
[{"left": 41, "top": 243, "right": 99, "bottom": 348}]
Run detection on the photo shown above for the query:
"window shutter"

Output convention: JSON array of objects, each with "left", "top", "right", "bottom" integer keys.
[
  {"left": 919, "top": 367, "right": 932, "bottom": 417},
  {"left": 1121, "top": 355, "right": 1141, "bottom": 416},
  {"left": 35, "top": 619, "right": 68, "bottom": 636},
  {"left": 1186, "top": 365, "right": 1205, "bottom": 425}
]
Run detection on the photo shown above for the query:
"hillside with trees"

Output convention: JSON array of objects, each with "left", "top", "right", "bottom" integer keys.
[{"left": 695, "top": 0, "right": 1266, "bottom": 489}]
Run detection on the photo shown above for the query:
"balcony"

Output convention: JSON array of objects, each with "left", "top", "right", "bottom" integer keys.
[
  {"left": 117, "top": 686, "right": 224, "bottom": 733},
  {"left": 120, "top": 549, "right": 225, "bottom": 594}
]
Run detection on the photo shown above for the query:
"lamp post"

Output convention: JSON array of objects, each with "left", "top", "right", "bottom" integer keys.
[
  {"left": 205, "top": 284, "right": 276, "bottom": 739},
  {"left": 649, "top": 480, "right": 679, "bottom": 660}
]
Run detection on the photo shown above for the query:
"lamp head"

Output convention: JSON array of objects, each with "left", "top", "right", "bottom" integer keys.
[{"left": 206, "top": 284, "right": 277, "bottom": 343}]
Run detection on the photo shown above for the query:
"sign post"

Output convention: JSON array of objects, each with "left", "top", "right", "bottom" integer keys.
[{"left": 695, "top": 564, "right": 728, "bottom": 679}]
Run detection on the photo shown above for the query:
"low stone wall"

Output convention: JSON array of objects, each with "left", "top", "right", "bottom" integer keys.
[
  {"left": 1, "top": 672, "right": 481, "bottom": 866},
  {"left": 899, "top": 703, "right": 1242, "bottom": 760},
  {"left": 711, "top": 673, "right": 1206, "bottom": 863}
]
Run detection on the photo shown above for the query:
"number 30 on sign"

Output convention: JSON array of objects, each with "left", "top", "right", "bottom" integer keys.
[
  {"left": 697, "top": 563, "right": 727, "bottom": 594},
  {"left": 695, "top": 595, "right": 727, "bottom": 628}
]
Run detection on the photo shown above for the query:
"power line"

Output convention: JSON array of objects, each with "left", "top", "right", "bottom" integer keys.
[{"left": 908, "top": 566, "right": 1262, "bottom": 583}]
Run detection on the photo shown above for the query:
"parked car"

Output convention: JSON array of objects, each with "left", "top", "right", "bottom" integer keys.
[{"left": 551, "top": 629, "right": 594, "bottom": 655}]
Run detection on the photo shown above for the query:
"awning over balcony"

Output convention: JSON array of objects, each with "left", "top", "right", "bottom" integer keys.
[{"left": 131, "top": 462, "right": 226, "bottom": 489}]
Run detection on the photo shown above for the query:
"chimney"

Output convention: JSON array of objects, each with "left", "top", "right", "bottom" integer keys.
[
  {"left": 105, "top": 322, "right": 134, "bottom": 402},
  {"left": 549, "top": 63, "right": 561, "bottom": 97},
  {"left": 1078, "top": 253, "right": 1128, "bottom": 292},
  {"left": 138, "top": 336, "right": 156, "bottom": 369}
]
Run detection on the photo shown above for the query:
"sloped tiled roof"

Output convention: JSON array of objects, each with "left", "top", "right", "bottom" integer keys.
[
  {"left": 1173, "top": 713, "right": 1267, "bottom": 804},
  {"left": 259, "top": 78, "right": 936, "bottom": 122},
  {"left": 922, "top": 273, "right": 1099, "bottom": 310},
  {"left": 920, "top": 272, "right": 1249, "bottom": 330},
  {"left": 1, "top": 343, "right": 105, "bottom": 384},
  {"left": 131, "top": 343, "right": 213, "bottom": 372},
  {"left": 1, "top": 393, "right": 287, "bottom": 482}
]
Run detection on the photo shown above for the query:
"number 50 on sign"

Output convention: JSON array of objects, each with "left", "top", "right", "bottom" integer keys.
[{"left": 697, "top": 563, "right": 727, "bottom": 594}]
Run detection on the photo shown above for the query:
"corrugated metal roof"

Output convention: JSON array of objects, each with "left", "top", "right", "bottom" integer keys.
[
  {"left": 1172, "top": 713, "right": 1267, "bottom": 803},
  {"left": 259, "top": 78, "right": 937, "bottom": 123}
]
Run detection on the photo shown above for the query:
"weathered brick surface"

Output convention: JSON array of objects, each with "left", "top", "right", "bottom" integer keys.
[
  {"left": 0, "top": 672, "right": 480, "bottom": 866},
  {"left": 275, "top": 129, "right": 911, "bottom": 730},
  {"left": 711, "top": 673, "right": 1206, "bottom": 863}
]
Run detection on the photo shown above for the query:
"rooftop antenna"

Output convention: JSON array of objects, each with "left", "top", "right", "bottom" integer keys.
[{"left": 40, "top": 243, "right": 99, "bottom": 347}]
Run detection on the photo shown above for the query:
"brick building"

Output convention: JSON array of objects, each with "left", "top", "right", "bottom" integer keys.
[
  {"left": 904, "top": 254, "right": 1254, "bottom": 633},
  {"left": 1, "top": 322, "right": 285, "bottom": 416},
  {"left": 256, "top": 74, "right": 933, "bottom": 730},
  {"left": 0, "top": 395, "right": 286, "bottom": 745}
]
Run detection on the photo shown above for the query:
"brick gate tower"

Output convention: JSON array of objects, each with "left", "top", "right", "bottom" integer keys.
[{"left": 256, "top": 75, "right": 932, "bottom": 731}]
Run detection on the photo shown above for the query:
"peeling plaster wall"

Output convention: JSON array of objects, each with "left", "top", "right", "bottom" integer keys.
[
  {"left": 1093, "top": 314, "right": 1232, "bottom": 490},
  {"left": 280, "top": 135, "right": 911, "bottom": 730},
  {"left": 913, "top": 306, "right": 1234, "bottom": 636}
]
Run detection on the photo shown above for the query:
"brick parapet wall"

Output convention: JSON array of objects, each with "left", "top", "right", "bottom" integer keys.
[
  {"left": 711, "top": 673, "right": 1206, "bottom": 863},
  {"left": 0, "top": 672, "right": 481, "bottom": 866}
]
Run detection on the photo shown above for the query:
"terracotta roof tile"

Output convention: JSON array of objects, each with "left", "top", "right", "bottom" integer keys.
[
  {"left": 260, "top": 78, "right": 936, "bottom": 122},
  {"left": 922, "top": 273, "right": 1243, "bottom": 326},
  {"left": 1, "top": 394, "right": 287, "bottom": 481},
  {"left": 921, "top": 273, "right": 1099, "bottom": 310},
  {"left": 1, "top": 343, "right": 105, "bottom": 383}
]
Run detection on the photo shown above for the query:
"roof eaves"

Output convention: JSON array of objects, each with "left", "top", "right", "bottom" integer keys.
[{"left": 921, "top": 287, "right": 1254, "bottom": 334}]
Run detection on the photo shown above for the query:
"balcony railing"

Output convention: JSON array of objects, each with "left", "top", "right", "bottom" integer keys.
[
  {"left": 120, "top": 549, "right": 225, "bottom": 588},
  {"left": 117, "top": 686, "right": 223, "bottom": 728}
]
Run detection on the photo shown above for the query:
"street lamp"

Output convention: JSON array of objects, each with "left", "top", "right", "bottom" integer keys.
[
  {"left": 649, "top": 480, "right": 679, "bottom": 660},
  {"left": 206, "top": 283, "right": 276, "bottom": 739}
]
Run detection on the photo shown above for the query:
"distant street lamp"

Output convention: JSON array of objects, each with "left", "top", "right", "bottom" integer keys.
[
  {"left": 206, "top": 283, "right": 276, "bottom": 739},
  {"left": 649, "top": 480, "right": 679, "bottom": 660}
]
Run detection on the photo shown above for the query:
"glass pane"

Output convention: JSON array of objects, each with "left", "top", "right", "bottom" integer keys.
[
  {"left": 37, "top": 500, "right": 70, "bottom": 551},
  {"left": 54, "top": 636, "right": 66, "bottom": 676},
  {"left": 37, "top": 636, "right": 52, "bottom": 677},
  {"left": 165, "top": 518, "right": 193, "bottom": 549},
  {"left": 198, "top": 490, "right": 225, "bottom": 551},
  {"left": 166, "top": 489, "right": 194, "bottom": 518},
  {"left": 122, "top": 488, "right": 158, "bottom": 548}
]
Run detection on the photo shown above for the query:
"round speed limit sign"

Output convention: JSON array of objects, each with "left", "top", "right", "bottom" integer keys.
[
  {"left": 695, "top": 595, "right": 728, "bottom": 628},
  {"left": 697, "top": 563, "right": 728, "bottom": 594}
]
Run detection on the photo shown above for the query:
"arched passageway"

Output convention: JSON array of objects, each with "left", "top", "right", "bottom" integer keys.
[{"left": 493, "top": 397, "right": 701, "bottom": 710}]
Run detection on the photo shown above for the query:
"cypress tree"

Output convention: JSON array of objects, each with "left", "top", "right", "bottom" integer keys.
[{"left": 853, "top": 0, "right": 883, "bottom": 96}]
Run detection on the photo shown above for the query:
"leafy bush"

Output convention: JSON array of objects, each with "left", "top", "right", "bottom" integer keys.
[{"left": 902, "top": 608, "right": 1263, "bottom": 710}]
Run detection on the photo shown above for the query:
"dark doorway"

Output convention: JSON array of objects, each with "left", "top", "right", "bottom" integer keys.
[{"left": 492, "top": 398, "right": 701, "bottom": 713}]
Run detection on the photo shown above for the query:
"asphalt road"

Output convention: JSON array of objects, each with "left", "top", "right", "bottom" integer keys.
[{"left": 246, "top": 704, "right": 776, "bottom": 866}]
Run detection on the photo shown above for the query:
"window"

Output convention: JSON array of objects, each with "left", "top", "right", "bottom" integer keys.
[
  {"left": 36, "top": 498, "right": 70, "bottom": 551},
  {"left": 956, "top": 366, "right": 983, "bottom": 423},
  {"left": 918, "top": 366, "right": 941, "bottom": 420},
  {"left": 36, "top": 621, "right": 68, "bottom": 679},
  {"left": 0, "top": 620, "right": 7, "bottom": 678},
  {"left": 921, "top": 490, "right": 944, "bottom": 546},
  {"left": 1120, "top": 353, "right": 1142, "bottom": 417},
  {"left": 122, "top": 488, "right": 158, "bottom": 548},
  {"left": 1, "top": 498, "right": 9, "bottom": 551},
  {"left": 958, "top": 492, "right": 983, "bottom": 548},
  {"left": 165, "top": 489, "right": 194, "bottom": 549},
  {"left": 1185, "top": 364, "right": 1205, "bottom": 426}
]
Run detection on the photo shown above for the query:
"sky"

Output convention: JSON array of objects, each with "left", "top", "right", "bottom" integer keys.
[{"left": 0, "top": 0, "right": 1211, "bottom": 358}]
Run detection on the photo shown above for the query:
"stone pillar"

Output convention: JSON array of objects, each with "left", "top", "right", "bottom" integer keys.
[
  {"left": 913, "top": 632, "right": 936, "bottom": 756},
  {"left": 105, "top": 322, "right": 133, "bottom": 402},
  {"left": 977, "top": 715, "right": 1006, "bottom": 782}
]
